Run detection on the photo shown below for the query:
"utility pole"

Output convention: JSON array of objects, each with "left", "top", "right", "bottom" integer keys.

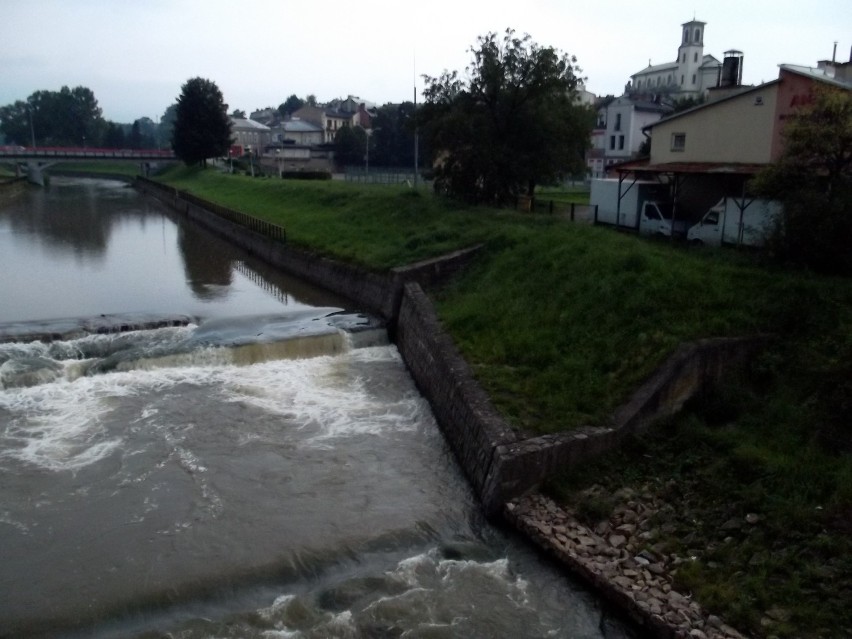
[{"left": 414, "top": 84, "right": 419, "bottom": 190}]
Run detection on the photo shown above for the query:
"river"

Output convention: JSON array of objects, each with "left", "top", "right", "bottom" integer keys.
[{"left": 0, "top": 177, "right": 632, "bottom": 638}]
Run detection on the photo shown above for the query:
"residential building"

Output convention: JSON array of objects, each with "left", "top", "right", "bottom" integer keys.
[
  {"left": 249, "top": 108, "right": 279, "bottom": 126},
  {"left": 292, "top": 105, "right": 357, "bottom": 143},
  {"left": 231, "top": 118, "right": 271, "bottom": 154},
  {"left": 271, "top": 119, "right": 324, "bottom": 146},
  {"left": 586, "top": 96, "right": 671, "bottom": 178}
]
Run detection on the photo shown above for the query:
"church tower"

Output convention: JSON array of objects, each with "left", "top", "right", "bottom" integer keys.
[{"left": 677, "top": 20, "right": 706, "bottom": 97}]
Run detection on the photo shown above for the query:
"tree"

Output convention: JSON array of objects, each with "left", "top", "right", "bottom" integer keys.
[
  {"left": 334, "top": 125, "right": 367, "bottom": 167},
  {"left": 103, "top": 121, "right": 126, "bottom": 148},
  {"left": 171, "top": 77, "right": 232, "bottom": 166},
  {"left": 371, "top": 101, "right": 425, "bottom": 169},
  {"left": 0, "top": 86, "right": 105, "bottom": 147},
  {"left": 278, "top": 95, "right": 305, "bottom": 117},
  {"left": 754, "top": 85, "right": 852, "bottom": 274},
  {"left": 420, "top": 29, "right": 593, "bottom": 204},
  {"left": 231, "top": 109, "right": 246, "bottom": 119},
  {"left": 158, "top": 104, "right": 178, "bottom": 149}
]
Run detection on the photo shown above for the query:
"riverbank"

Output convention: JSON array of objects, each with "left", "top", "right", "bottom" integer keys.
[{"left": 145, "top": 167, "right": 851, "bottom": 638}]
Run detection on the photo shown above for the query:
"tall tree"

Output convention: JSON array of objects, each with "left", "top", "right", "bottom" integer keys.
[
  {"left": 371, "top": 101, "right": 424, "bottom": 169},
  {"left": 158, "top": 104, "right": 178, "bottom": 149},
  {"left": 171, "top": 78, "right": 232, "bottom": 166},
  {"left": 755, "top": 85, "right": 852, "bottom": 274},
  {"left": 334, "top": 125, "right": 368, "bottom": 168},
  {"left": 421, "top": 29, "right": 593, "bottom": 204}
]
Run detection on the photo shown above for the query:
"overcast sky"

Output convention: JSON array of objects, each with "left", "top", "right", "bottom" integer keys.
[{"left": 2, "top": 0, "right": 850, "bottom": 123}]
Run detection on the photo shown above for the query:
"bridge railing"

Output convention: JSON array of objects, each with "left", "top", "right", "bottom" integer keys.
[
  {"left": 136, "top": 177, "right": 286, "bottom": 243},
  {"left": 0, "top": 146, "right": 176, "bottom": 160}
]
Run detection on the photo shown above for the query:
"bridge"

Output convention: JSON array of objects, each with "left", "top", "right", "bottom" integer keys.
[
  {"left": 0, "top": 146, "right": 176, "bottom": 185},
  {"left": 0, "top": 146, "right": 175, "bottom": 161}
]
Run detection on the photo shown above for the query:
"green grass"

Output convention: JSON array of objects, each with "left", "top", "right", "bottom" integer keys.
[
  {"left": 535, "top": 185, "right": 590, "bottom": 205},
  {"left": 155, "top": 166, "right": 852, "bottom": 636},
  {"left": 546, "top": 386, "right": 852, "bottom": 638},
  {"left": 52, "top": 161, "right": 166, "bottom": 177},
  {"left": 162, "top": 166, "right": 527, "bottom": 269}
]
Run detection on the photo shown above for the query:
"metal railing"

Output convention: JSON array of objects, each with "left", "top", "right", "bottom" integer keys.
[{"left": 136, "top": 177, "right": 286, "bottom": 243}]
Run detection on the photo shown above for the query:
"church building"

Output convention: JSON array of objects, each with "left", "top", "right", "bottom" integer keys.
[{"left": 629, "top": 20, "right": 723, "bottom": 100}]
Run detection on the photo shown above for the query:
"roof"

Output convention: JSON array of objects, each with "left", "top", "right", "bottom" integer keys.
[
  {"left": 282, "top": 120, "right": 323, "bottom": 133},
  {"left": 779, "top": 63, "right": 852, "bottom": 90},
  {"left": 231, "top": 117, "right": 270, "bottom": 131},
  {"left": 615, "top": 160, "right": 768, "bottom": 175},
  {"left": 632, "top": 61, "right": 679, "bottom": 77},
  {"left": 699, "top": 54, "right": 722, "bottom": 68}
]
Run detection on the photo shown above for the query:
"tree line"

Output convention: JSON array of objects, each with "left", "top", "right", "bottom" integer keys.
[{"left": 0, "top": 86, "right": 160, "bottom": 149}]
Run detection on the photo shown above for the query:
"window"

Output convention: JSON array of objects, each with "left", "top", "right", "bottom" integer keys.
[
  {"left": 644, "top": 204, "right": 661, "bottom": 220},
  {"left": 610, "top": 136, "right": 616, "bottom": 150},
  {"left": 683, "top": 28, "right": 689, "bottom": 44},
  {"left": 618, "top": 135, "right": 625, "bottom": 150},
  {"left": 692, "top": 74, "right": 697, "bottom": 85},
  {"left": 615, "top": 113, "right": 621, "bottom": 131},
  {"left": 694, "top": 52, "right": 698, "bottom": 62},
  {"left": 694, "top": 28, "right": 700, "bottom": 43},
  {"left": 681, "top": 75, "right": 685, "bottom": 85},
  {"left": 671, "top": 133, "right": 686, "bottom": 152},
  {"left": 705, "top": 211, "right": 719, "bottom": 225},
  {"left": 682, "top": 53, "right": 686, "bottom": 63}
]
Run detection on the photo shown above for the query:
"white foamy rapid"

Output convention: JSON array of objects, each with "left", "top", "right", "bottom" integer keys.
[{"left": 0, "top": 315, "right": 395, "bottom": 472}]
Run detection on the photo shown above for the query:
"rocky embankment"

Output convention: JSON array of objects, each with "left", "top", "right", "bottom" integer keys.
[{"left": 505, "top": 492, "right": 747, "bottom": 639}]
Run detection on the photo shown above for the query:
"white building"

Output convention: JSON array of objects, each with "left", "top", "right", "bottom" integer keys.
[
  {"left": 586, "top": 97, "right": 671, "bottom": 178},
  {"left": 629, "top": 20, "right": 723, "bottom": 101}
]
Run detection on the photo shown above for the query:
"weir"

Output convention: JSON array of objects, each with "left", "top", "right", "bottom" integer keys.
[{"left": 0, "top": 176, "right": 650, "bottom": 637}]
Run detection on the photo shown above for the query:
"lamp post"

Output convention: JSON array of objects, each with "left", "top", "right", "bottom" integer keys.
[
  {"left": 413, "top": 84, "right": 419, "bottom": 189},
  {"left": 364, "top": 128, "right": 371, "bottom": 177}
]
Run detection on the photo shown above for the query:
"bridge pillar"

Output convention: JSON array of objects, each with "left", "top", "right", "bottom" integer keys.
[{"left": 26, "top": 161, "right": 44, "bottom": 186}]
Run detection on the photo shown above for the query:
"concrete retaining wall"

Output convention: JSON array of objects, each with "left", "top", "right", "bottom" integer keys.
[
  {"left": 394, "top": 276, "right": 766, "bottom": 516},
  {"left": 134, "top": 177, "right": 764, "bottom": 517}
]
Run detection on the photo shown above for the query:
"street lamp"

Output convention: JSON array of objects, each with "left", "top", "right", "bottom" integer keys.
[{"left": 364, "top": 127, "right": 379, "bottom": 178}]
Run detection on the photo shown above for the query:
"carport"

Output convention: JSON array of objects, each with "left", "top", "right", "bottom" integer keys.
[{"left": 608, "top": 160, "right": 768, "bottom": 238}]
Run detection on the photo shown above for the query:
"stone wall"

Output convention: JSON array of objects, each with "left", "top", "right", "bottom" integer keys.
[{"left": 395, "top": 283, "right": 518, "bottom": 509}]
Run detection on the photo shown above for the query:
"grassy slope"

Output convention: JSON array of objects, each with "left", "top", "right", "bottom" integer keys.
[{"left": 159, "top": 167, "right": 852, "bottom": 637}]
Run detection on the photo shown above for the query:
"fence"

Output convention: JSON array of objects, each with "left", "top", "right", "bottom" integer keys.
[
  {"left": 135, "top": 177, "right": 286, "bottom": 243},
  {"left": 517, "top": 195, "right": 597, "bottom": 223},
  {"left": 344, "top": 167, "right": 418, "bottom": 186}
]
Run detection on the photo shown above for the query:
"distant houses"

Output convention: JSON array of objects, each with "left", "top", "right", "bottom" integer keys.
[
  {"left": 586, "top": 18, "right": 852, "bottom": 186},
  {"left": 231, "top": 96, "right": 378, "bottom": 172}
]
